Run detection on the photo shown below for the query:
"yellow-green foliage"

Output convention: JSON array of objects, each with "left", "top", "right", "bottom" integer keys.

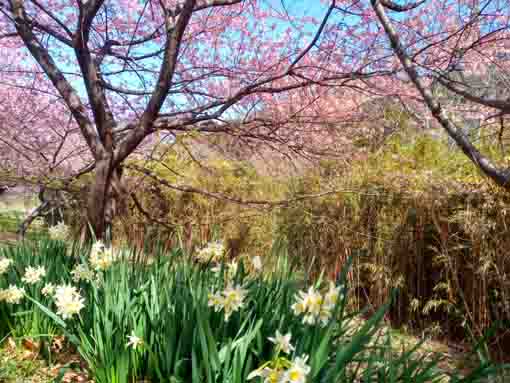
[
  {"left": 122, "top": 138, "right": 287, "bottom": 258},
  {"left": 355, "top": 133, "right": 484, "bottom": 191},
  {"left": 119, "top": 132, "right": 510, "bottom": 354}
]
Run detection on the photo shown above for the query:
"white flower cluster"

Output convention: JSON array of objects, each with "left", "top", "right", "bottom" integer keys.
[
  {"left": 0, "top": 258, "right": 86, "bottom": 318},
  {"left": 248, "top": 355, "right": 311, "bottom": 383},
  {"left": 89, "top": 241, "right": 118, "bottom": 271},
  {"left": 0, "top": 264, "right": 46, "bottom": 305},
  {"left": 0, "top": 257, "right": 13, "bottom": 274},
  {"left": 208, "top": 284, "right": 247, "bottom": 321},
  {"left": 0, "top": 285, "right": 25, "bottom": 304},
  {"left": 48, "top": 222, "right": 70, "bottom": 242},
  {"left": 195, "top": 241, "right": 225, "bottom": 263},
  {"left": 22, "top": 266, "right": 46, "bottom": 284},
  {"left": 71, "top": 263, "right": 96, "bottom": 283},
  {"left": 248, "top": 330, "right": 311, "bottom": 383},
  {"left": 291, "top": 282, "right": 342, "bottom": 326},
  {"left": 41, "top": 282, "right": 85, "bottom": 320},
  {"left": 54, "top": 284, "right": 85, "bottom": 319}
]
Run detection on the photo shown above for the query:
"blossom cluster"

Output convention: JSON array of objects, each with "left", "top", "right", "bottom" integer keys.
[
  {"left": 0, "top": 264, "right": 47, "bottom": 305},
  {"left": 248, "top": 331, "right": 311, "bottom": 383},
  {"left": 71, "top": 263, "right": 96, "bottom": 283},
  {"left": 0, "top": 254, "right": 85, "bottom": 319},
  {"left": 0, "top": 239, "right": 118, "bottom": 321},
  {"left": 53, "top": 284, "right": 85, "bottom": 319},
  {"left": 291, "top": 282, "right": 342, "bottom": 326},
  {"left": 195, "top": 241, "right": 225, "bottom": 263},
  {"left": 71, "top": 241, "right": 117, "bottom": 282},
  {"left": 89, "top": 241, "right": 118, "bottom": 271},
  {"left": 0, "top": 257, "right": 13, "bottom": 274},
  {"left": 48, "top": 221, "right": 70, "bottom": 242},
  {"left": 248, "top": 355, "right": 311, "bottom": 383},
  {"left": 208, "top": 283, "right": 247, "bottom": 321},
  {"left": 42, "top": 282, "right": 56, "bottom": 297},
  {"left": 1, "top": 263, "right": 44, "bottom": 304},
  {"left": 0, "top": 285, "right": 25, "bottom": 304},
  {"left": 22, "top": 266, "right": 46, "bottom": 284}
]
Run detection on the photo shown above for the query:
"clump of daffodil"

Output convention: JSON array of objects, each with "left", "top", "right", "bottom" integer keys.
[
  {"left": 248, "top": 331, "right": 310, "bottom": 383},
  {"left": 0, "top": 285, "right": 25, "bottom": 304},
  {"left": 195, "top": 240, "right": 226, "bottom": 263},
  {"left": 291, "top": 282, "right": 343, "bottom": 326},
  {"left": 207, "top": 283, "right": 247, "bottom": 321},
  {"left": 248, "top": 357, "right": 310, "bottom": 383},
  {"left": 247, "top": 365, "right": 285, "bottom": 383},
  {"left": 0, "top": 257, "right": 13, "bottom": 275},
  {"left": 22, "top": 265, "right": 46, "bottom": 284},
  {"left": 89, "top": 241, "right": 117, "bottom": 271},
  {"left": 48, "top": 221, "right": 70, "bottom": 241}
]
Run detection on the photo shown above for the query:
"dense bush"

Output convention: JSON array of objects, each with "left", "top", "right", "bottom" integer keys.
[{"left": 111, "top": 133, "right": 510, "bottom": 358}]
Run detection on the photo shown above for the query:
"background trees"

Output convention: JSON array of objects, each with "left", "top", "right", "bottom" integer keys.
[{"left": 1, "top": 0, "right": 509, "bottom": 238}]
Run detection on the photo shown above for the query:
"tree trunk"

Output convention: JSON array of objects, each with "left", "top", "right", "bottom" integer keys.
[{"left": 88, "top": 157, "right": 113, "bottom": 241}]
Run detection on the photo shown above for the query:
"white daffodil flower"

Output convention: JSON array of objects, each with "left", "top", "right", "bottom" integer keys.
[{"left": 268, "top": 330, "right": 295, "bottom": 354}]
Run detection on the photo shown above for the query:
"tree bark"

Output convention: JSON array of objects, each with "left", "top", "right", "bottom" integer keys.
[{"left": 88, "top": 157, "right": 113, "bottom": 240}]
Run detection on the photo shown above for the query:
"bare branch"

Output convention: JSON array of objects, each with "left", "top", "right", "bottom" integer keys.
[
  {"left": 0, "top": 32, "right": 17, "bottom": 39},
  {"left": 379, "top": 0, "right": 426, "bottom": 12},
  {"left": 143, "top": 0, "right": 197, "bottom": 120},
  {"left": 114, "top": 0, "right": 198, "bottom": 165},
  {"left": 435, "top": 76, "right": 510, "bottom": 113},
  {"left": 30, "top": 0, "right": 74, "bottom": 37},
  {"left": 128, "top": 164, "right": 373, "bottom": 207}
]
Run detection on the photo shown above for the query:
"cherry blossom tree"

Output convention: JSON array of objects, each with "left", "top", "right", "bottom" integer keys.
[
  {"left": 0, "top": 0, "right": 393, "bottom": 239},
  {"left": 2, "top": 0, "right": 508, "bottom": 240}
]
